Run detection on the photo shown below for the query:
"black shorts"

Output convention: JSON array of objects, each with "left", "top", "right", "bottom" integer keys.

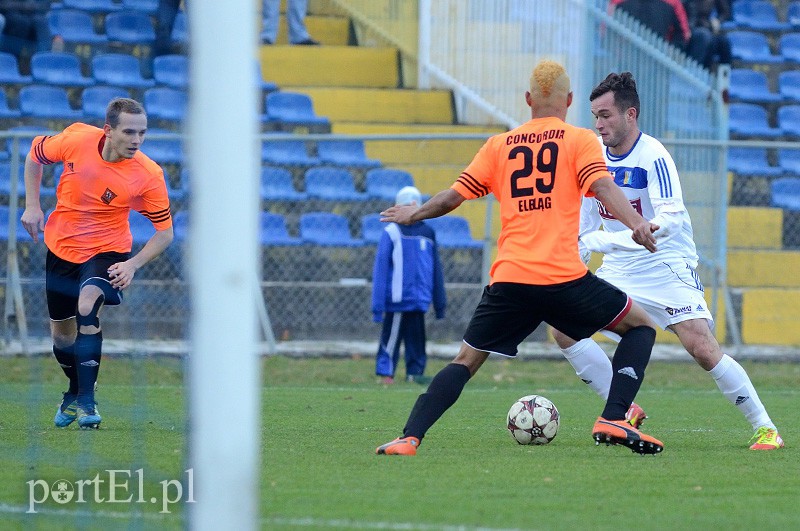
[
  {"left": 462, "top": 272, "right": 631, "bottom": 357},
  {"left": 46, "top": 250, "right": 129, "bottom": 321}
]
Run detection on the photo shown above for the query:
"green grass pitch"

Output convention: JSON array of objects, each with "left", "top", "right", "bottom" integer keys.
[{"left": 0, "top": 355, "right": 796, "bottom": 529}]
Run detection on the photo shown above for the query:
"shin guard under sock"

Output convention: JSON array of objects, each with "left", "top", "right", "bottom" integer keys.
[
  {"left": 601, "top": 326, "right": 655, "bottom": 421},
  {"left": 53, "top": 345, "right": 78, "bottom": 395},
  {"left": 403, "top": 363, "right": 472, "bottom": 440},
  {"left": 75, "top": 331, "right": 102, "bottom": 403}
]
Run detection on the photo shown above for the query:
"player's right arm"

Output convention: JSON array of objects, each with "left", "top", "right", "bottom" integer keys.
[
  {"left": 20, "top": 151, "right": 45, "bottom": 242},
  {"left": 590, "top": 176, "right": 658, "bottom": 252},
  {"left": 380, "top": 188, "right": 466, "bottom": 226}
]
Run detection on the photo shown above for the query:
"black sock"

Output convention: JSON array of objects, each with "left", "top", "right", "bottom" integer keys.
[
  {"left": 403, "top": 363, "right": 472, "bottom": 440},
  {"left": 601, "top": 326, "right": 655, "bottom": 421},
  {"left": 75, "top": 331, "right": 102, "bottom": 403},
  {"left": 53, "top": 345, "right": 78, "bottom": 395}
]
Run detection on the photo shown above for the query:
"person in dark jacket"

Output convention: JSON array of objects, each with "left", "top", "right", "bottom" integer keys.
[{"left": 372, "top": 186, "right": 446, "bottom": 384}]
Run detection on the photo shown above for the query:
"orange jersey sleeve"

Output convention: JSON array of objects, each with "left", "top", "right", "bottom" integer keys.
[
  {"left": 452, "top": 116, "right": 611, "bottom": 285},
  {"left": 32, "top": 123, "right": 172, "bottom": 263}
]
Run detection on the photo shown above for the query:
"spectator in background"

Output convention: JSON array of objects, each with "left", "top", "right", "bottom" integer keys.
[
  {"left": 0, "top": 0, "right": 54, "bottom": 60},
  {"left": 611, "top": 0, "right": 691, "bottom": 51},
  {"left": 262, "top": 0, "right": 319, "bottom": 45},
  {"left": 371, "top": 186, "right": 446, "bottom": 385},
  {"left": 154, "top": 0, "right": 183, "bottom": 57},
  {"left": 684, "top": 0, "right": 732, "bottom": 70}
]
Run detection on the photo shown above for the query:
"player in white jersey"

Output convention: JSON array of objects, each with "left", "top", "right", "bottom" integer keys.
[{"left": 552, "top": 72, "right": 784, "bottom": 450}]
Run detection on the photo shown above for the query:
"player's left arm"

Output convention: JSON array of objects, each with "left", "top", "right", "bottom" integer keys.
[
  {"left": 381, "top": 188, "right": 467, "bottom": 225},
  {"left": 646, "top": 150, "right": 686, "bottom": 238}
]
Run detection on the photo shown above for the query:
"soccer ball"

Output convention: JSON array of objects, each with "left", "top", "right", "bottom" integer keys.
[{"left": 506, "top": 395, "right": 560, "bottom": 445}]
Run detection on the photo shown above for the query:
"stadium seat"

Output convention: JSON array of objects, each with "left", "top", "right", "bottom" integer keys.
[
  {"left": 261, "top": 166, "right": 306, "bottom": 201},
  {"left": 729, "top": 69, "right": 782, "bottom": 103},
  {"left": 0, "top": 162, "right": 23, "bottom": 196},
  {"left": 171, "top": 210, "right": 188, "bottom": 241},
  {"left": 82, "top": 85, "right": 130, "bottom": 119},
  {"left": 19, "top": 85, "right": 83, "bottom": 119},
  {"left": 0, "top": 52, "right": 32, "bottom": 84},
  {"left": 0, "top": 205, "right": 33, "bottom": 242},
  {"left": 140, "top": 128, "right": 183, "bottom": 163},
  {"left": 365, "top": 168, "right": 414, "bottom": 200},
  {"left": 299, "top": 212, "right": 364, "bottom": 246},
  {"left": 144, "top": 87, "right": 187, "bottom": 122},
  {"left": 256, "top": 62, "right": 278, "bottom": 92},
  {"left": 426, "top": 216, "right": 483, "bottom": 248},
  {"left": 153, "top": 55, "right": 188, "bottom": 88},
  {"left": 0, "top": 90, "right": 21, "bottom": 119},
  {"left": 122, "top": 0, "right": 158, "bottom": 13},
  {"left": 261, "top": 138, "right": 320, "bottom": 166},
  {"left": 727, "top": 147, "right": 783, "bottom": 177},
  {"left": 92, "top": 53, "right": 155, "bottom": 89},
  {"left": 105, "top": 11, "right": 157, "bottom": 44},
  {"left": 728, "top": 103, "right": 782, "bottom": 138},
  {"left": 5, "top": 126, "right": 47, "bottom": 159},
  {"left": 263, "top": 91, "right": 330, "bottom": 128},
  {"left": 778, "top": 148, "right": 800, "bottom": 174},
  {"left": 790, "top": 1, "right": 800, "bottom": 27},
  {"left": 260, "top": 212, "right": 301, "bottom": 245},
  {"left": 778, "top": 105, "right": 800, "bottom": 137},
  {"left": 304, "top": 166, "right": 366, "bottom": 201},
  {"left": 30, "top": 52, "right": 94, "bottom": 87},
  {"left": 61, "top": 0, "right": 121, "bottom": 13},
  {"left": 171, "top": 11, "right": 188, "bottom": 46},
  {"left": 779, "top": 32, "right": 800, "bottom": 62},
  {"left": 743, "top": 1, "right": 792, "bottom": 31},
  {"left": 778, "top": 71, "right": 800, "bottom": 102},
  {"left": 316, "top": 140, "right": 381, "bottom": 169},
  {"left": 47, "top": 9, "right": 108, "bottom": 45},
  {"left": 770, "top": 177, "right": 800, "bottom": 210},
  {"left": 361, "top": 213, "right": 385, "bottom": 244},
  {"left": 129, "top": 210, "right": 156, "bottom": 244},
  {"left": 728, "top": 30, "right": 785, "bottom": 62}
]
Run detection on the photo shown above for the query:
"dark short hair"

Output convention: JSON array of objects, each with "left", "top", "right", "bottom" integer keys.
[
  {"left": 105, "top": 97, "right": 146, "bottom": 128},
  {"left": 589, "top": 72, "right": 640, "bottom": 120}
]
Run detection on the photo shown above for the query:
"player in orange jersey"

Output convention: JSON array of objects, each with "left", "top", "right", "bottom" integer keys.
[
  {"left": 375, "top": 60, "right": 664, "bottom": 456},
  {"left": 21, "top": 98, "right": 174, "bottom": 429}
]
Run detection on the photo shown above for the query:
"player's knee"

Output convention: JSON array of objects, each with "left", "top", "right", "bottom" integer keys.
[
  {"left": 77, "top": 295, "right": 105, "bottom": 329},
  {"left": 52, "top": 331, "right": 75, "bottom": 349},
  {"left": 550, "top": 328, "right": 574, "bottom": 349}
]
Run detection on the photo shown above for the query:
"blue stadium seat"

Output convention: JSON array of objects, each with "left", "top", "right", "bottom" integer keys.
[
  {"left": 0, "top": 162, "right": 23, "bottom": 196},
  {"left": 140, "top": 128, "right": 183, "bottom": 163},
  {"left": 122, "top": 0, "right": 158, "bottom": 13},
  {"left": 728, "top": 103, "right": 782, "bottom": 138},
  {"left": 304, "top": 167, "right": 366, "bottom": 201},
  {"left": 256, "top": 62, "right": 278, "bottom": 92},
  {"left": 780, "top": 32, "right": 800, "bottom": 62},
  {"left": 61, "top": 0, "right": 121, "bottom": 12},
  {"left": 299, "top": 212, "right": 364, "bottom": 246},
  {"left": 0, "top": 90, "right": 21, "bottom": 118},
  {"left": 171, "top": 11, "right": 188, "bottom": 45},
  {"left": 778, "top": 148, "right": 800, "bottom": 174},
  {"left": 261, "top": 138, "right": 320, "bottom": 166},
  {"left": 144, "top": 87, "right": 187, "bottom": 122},
  {"left": 172, "top": 210, "right": 188, "bottom": 242},
  {"left": 316, "top": 140, "right": 381, "bottom": 169},
  {"left": 105, "top": 11, "right": 156, "bottom": 44},
  {"left": 153, "top": 54, "right": 188, "bottom": 88},
  {"left": 426, "top": 216, "right": 482, "bottom": 248},
  {"left": 365, "top": 168, "right": 414, "bottom": 200},
  {"left": 5, "top": 126, "right": 47, "bottom": 159},
  {"left": 30, "top": 52, "right": 93, "bottom": 87},
  {"left": 745, "top": 1, "right": 791, "bottom": 31},
  {"left": 261, "top": 166, "right": 306, "bottom": 201},
  {"left": 728, "top": 30, "right": 785, "bottom": 62},
  {"left": 264, "top": 91, "right": 330, "bottom": 128},
  {"left": 361, "top": 213, "right": 385, "bottom": 244},
  {"left": 260, "top": 212, "right": 301, "bottom": 246},
  {"left": 728, "top": 147, "right": 783, "bottom": 177},
  {"left": 178, "top": 167, "right": 190, "bottom": 198},
  {"left": 19, "top": 85, "right": 83, "bottom": 119},
  {"left": 0, "top": 52, "right": 32, "bottom": 84},
  {"left": 82, "top": 85, "right": 130, "bottom": 119},
  {"left": 0, "top": 205, "right": 34, "bottom": 242},
  {"left": 729, "top": 69, "right": 782, "bottom": 103},
  {"left": 778, "top": 71, "right": 800, "bottom": 102},
  {"left": 47, "top": 9, "right": 108, "bottom": 45},
  {"left": 790, "top": 1, "right": 800, "bottom": 27},
  {"left": 92, "top": 53, "right": 155, "bottom": 89},
  {"left": 770, "top": 177, "right": 800, "bottom": 210},
  {"left": 778, "top": 105, "right": 800, "bottom": 137},
  {"left": 129, "top": 209, "right": 156, "bottom": 244}
]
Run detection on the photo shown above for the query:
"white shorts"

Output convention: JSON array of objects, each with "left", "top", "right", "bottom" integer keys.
[{"left": 597, "top": 260, "right": 713, "bottom": 333}]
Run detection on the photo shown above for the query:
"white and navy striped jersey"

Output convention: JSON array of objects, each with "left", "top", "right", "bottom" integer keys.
[{"left": 582, "top": 132, "right": 699, "bottom": 273}]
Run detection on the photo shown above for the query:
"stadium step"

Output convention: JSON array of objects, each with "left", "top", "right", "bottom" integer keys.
[
  {"left": 727, "top": 206, "right": 783, "bottom": 249},
  {"left": 259, "top": 46, "right": 400, "bottom": 88},
  {"left": 741, "top": 288, "right": 800, "bottom": 345},
  {"left": 299, "top": 87, "right": 455, "bottom": 124},
  {"left": 270, "top": 14, "right": 351, "bottom": 46},
  {"left": 728, "top": 250, "right": 800, "bottom": 288}
]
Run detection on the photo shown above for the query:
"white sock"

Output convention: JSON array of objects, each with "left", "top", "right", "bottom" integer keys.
[
  {"left": 708, "top": 354, "right": 775, "bottom": 431},
  {"left": 561, "top": 338, "right": 611, "bottom": 401}
]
